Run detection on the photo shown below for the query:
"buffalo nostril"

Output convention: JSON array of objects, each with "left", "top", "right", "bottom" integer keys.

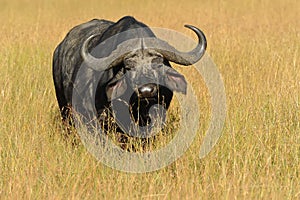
[
  {"left": 138, "top": 84, "right": 157, "bottom": 98},
  {"left": 139, "top": 86, "right": 153, "bottom": 93}
]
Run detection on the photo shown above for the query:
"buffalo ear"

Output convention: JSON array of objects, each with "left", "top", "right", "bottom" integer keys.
[
  {"left": 165, "top": 68, "right": 187, "bottom": 94},
  {"left": 106, "top": 79, "right": 127, "bottom": 101}
]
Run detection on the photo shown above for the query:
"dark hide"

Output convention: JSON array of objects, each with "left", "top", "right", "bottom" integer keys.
[{"left": 53, "top": 16, "right": 187, "bottom": 135}]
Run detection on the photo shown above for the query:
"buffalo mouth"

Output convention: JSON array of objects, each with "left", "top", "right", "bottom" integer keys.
[{"left": 129, "top": 84, "right": 171, "bottom": 127}]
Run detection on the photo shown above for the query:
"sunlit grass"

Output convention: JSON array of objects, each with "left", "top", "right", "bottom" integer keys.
[{"left": 0, "top": 0, "right": 299, "bottom": 199}]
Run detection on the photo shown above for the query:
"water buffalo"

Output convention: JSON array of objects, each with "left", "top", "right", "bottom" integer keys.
[{"left": 53, "top": 16, "right": 206, "bottom": 137}]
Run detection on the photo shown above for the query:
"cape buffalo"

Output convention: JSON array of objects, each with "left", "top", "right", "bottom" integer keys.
[{"left": 53, "top": 16, "right": 206, "bottom": 138}]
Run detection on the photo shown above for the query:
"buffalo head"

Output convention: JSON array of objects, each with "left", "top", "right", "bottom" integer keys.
[{"left": 80, "top": 24, "right": 207, "bottom": 136}]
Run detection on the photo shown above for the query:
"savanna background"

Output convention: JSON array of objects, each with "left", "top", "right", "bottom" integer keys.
[{"left": 0, "top": 0, "right": 299, "bottom": 199}]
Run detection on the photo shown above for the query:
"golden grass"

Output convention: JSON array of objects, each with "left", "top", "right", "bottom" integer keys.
[{"left": 0, "top": 0, "right": 299, "bottom": 199}]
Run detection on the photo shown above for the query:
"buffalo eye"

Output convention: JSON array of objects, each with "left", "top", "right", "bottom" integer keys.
[
  {"left": 151, "top": 56, "right": 164, "bottom": 64},
  {"left": 124, "top": 59, "right": 136, "bottom": 70},
  {"left": 151, "top": 57, "right": 164, "bottom": 69},
  {"left": 151, "top": 63, "right": 164, "bottom": 69}
]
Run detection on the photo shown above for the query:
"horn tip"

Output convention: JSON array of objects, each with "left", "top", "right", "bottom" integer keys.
[{"left": 184, "top": 24, "right": 194, "bottom": 29}]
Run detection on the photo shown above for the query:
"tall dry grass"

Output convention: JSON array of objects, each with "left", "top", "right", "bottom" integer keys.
[{"left": 0, "top": 0, "right": 299, "bottom": 199}]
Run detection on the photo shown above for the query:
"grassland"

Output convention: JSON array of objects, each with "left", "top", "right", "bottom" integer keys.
[{"left": 0, "top": 0, "right": 299, "bottom": 199}]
